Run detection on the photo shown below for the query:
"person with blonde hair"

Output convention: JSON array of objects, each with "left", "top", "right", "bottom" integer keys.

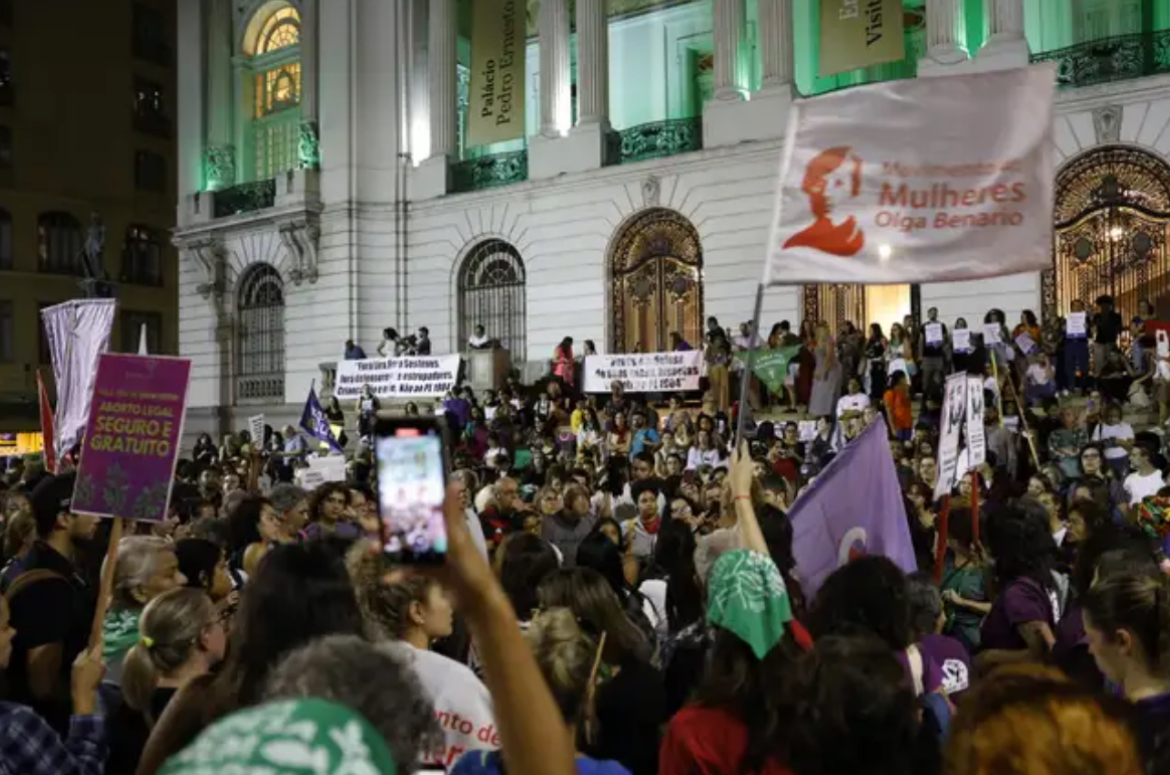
[
  {"left": 102, "top": 536, "right": 187, "bottom": 684},
  {"left": 346, "top": 540, "right": 495, "bottom": 769},
  {"left": 452, "top": 607, "right": 629, "bottom": 775},
  {"left": 106, "top": 587, "right": 226, "bottom": 775},
  {"left": 946, "top": 664, "right": 1143, "bottom": 775}
]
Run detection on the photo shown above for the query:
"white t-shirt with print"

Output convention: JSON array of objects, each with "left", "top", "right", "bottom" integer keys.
[{"left": 383, "top": 642, "right": 497, "bottom": 770}]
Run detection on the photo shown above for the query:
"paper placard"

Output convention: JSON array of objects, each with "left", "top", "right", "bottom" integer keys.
[
  {"left": 966, "top": 376, "right": 986, "bottom": 469},
  {"left": 583, "top": 351, "right": 704, "bottom": 393},
  {"left": 798, "top": 420, "right": 817, "bottom": 442},
  {"left": 952, "top": 329, "right": 971, "bottom": 353},
  {"left": 1015, "top": 333, "right": 1037, "bottom": 355},
  {"left": 1066, "top": 311, "right": 1087, "bottom": 339},
  {"left": 924, "top": 323, "right": 943, "bottom": 346},
  {"left": 334, "top": 355, "right": 461, "bottom": 400},
  {"left": 248, "top": 414, "right": 265, "bottom": 448},
  {"left": 1158, "top": 330, "right": 1169, "bottom": 360},
  {"left": 983, "top": 324, "right": 1002, "bottom": 345},
  {"left": 934, "top": 373, "right": 968, "bottom": 500},
  {"left": 72, "top": 354, "right": 191, "bottom": 522}
]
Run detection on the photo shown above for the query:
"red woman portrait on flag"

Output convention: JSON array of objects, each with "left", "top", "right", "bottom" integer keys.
[{"left": 783, "top": 146, "right": 865, "bottom": 257}]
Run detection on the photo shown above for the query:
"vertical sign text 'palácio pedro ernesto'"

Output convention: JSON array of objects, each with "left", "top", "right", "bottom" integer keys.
[
  {"left": 71, "top": 354, "right": 191, "bottom": 523},
  {"left": 819, "top": 0, "right": 905, "bottom": 78},
  {"left": 468, "top": 0, "right": 525, "bottom": 147}
]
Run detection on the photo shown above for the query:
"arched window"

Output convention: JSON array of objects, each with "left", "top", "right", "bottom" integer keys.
[
  {"left": 236, "top": 263, "right": 285, "bottom": 402},
  {"left": 0, "top": 208, "right": 11, "bottom": 270},
  {"left": 242, "top": 2, "right": 301, "bottom": 182},
  {"left": 458, "top": 239, "right": 527, "bottom": 360},
  {"left": 122, "top": 225, "right": 162, "bottom": 286},
  {"left": 37, "top": 212, "right": 83, "bottom": 275}
]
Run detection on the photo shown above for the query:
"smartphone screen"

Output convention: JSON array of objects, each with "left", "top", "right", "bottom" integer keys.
[{"left": 374, "top": 418, "right": 448, "bottom": 563}]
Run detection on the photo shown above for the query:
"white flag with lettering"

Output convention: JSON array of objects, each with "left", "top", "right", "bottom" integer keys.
[
  {"left": 764, "top": 64, "right": 1056, "bottom": 284},
  {"left": 41, "top": 299, "right": 116, "bottom": 462}
]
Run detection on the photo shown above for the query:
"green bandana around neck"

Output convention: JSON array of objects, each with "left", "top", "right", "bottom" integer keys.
[
  {"left": 103, "top": 607, "right": 142, "bottom": 663},
  {"left": 158, "top": 699, "right": 397, "bottom": 775},
  {"left": 706, "top": 548, "right": 793, "bottom": 659}
]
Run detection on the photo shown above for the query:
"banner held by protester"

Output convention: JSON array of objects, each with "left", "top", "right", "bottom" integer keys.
[
  {"left": 41, "top": 298, "right": 117, "bottom": 464},
  {"left": 787, "top": 416, "right": 916, "bottom": 599},
  {"left": 763, "top": 65, "right": 1056, "bottom": 285},
  {"left": 71, "top": 354, "right": 192, "bottom": 523},
  {"left": 935, "top": 373, "right": 968, "bottom": 500},
  {"left": 583, "top": 351, "right": 704, "bottom": 394},
  {"left": 335, "top": 355, "right": 461, "bottom": 400}
]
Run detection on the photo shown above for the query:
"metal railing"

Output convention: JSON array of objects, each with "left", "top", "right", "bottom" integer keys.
[
  {"left": 1031, "top": 29, "right": 1170, "bottom": 88},
  {"left": 451, "top": 149, "right": 528, "bottom": 193},
  {"left": 212, "top": 179, "right": 276, "bottom": 219},
  {"left": 616, "top": 117, "right": 703, "bottom": 165}
]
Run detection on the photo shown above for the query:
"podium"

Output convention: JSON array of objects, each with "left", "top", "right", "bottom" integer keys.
[{"left": 466, "top": 348, "right": 511, "bottom": 393}]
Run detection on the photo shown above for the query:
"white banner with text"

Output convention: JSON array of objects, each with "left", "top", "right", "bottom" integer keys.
[
  {"left": 583, "top": 351, "right": 704, "bottom": 393},
  {"left": 334, "top": 356, "right": 461, "bottom": 400}
]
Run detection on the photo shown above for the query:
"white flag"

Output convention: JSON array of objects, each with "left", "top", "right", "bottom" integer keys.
[
  {"left": 41, "top": 299, "right": 116, "bottom": 462},
  {"left": 765, "top": 64, "right": 1056, "bottom": 285}
]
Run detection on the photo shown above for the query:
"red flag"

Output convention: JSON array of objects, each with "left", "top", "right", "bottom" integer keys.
[{"left": 36, "top": 369, "right": 57, "bottom": 474}]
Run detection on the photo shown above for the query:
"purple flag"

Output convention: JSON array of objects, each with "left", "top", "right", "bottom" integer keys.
[{"left": 788, "top": 416, "right": 917, "bottom": 599}]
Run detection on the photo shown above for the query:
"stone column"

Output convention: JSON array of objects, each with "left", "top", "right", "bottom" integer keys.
[
  {"left": 428, "top": 0, "right": 457, "bottom": 159},
  {"left": 988, "top": 0, "right": 1025, "bottom": 41},
  {"left": 711, "top": 0, "right": 747, "bottom": 101},
  {"left": 298, "top": 0, "right": 321, "bottom": 168},
  {"left": 205, "top": 0, "right": 235, "bottom": 189},
  {"left": 758, "top": 0, "right": 794, "bottom": 89},
  {"left": 924, "top": 0, "right": 968, "bottom": 64},
  {"left": 538, "top": 0, "right": 571, "bottom": 137},
  {"left": 575, "top": 0, "right": 610, "bottom": 128},
  {"left": 176, "top": 0, "right": 204, "bottom": 203}
]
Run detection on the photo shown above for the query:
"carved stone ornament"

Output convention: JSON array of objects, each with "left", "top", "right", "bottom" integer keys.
[
  {"left": 278, "top": 221, "right": 320, "bottom": 285},
  {"left": 642, "top": 175, "right": 661, "bottom": 208},
  {"left": 205, "top": 144, "right": 238, "bottom": 190},
  {"left": 1092, "top": 105, "right": 1122, "bottom": 146},
  {"left": 188, "top": 238, "right": 228, "bottom": 300},
  {"left": 298, "top": 121, "right": 321, "bottom": 170}
]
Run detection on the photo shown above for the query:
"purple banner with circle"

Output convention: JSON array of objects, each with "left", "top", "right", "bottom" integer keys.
[{"left": 71, "top": 354, "right": 191, "bottom": 522}]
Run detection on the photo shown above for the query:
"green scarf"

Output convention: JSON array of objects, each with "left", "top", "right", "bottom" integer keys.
[
  {"left": 706, "top": 549, "right": 794, "bottom": 659},
  {"left": 103, "top": 607, "right": 142, "bottom": 663},
  {"left": 736, "top": 347, "right": 802, "bottom": 396},
  {"left": 158, "top": 699, "right": 397, "bottom": 775}
]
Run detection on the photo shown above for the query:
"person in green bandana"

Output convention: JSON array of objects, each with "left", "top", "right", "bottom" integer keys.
[
  {"left": 158, "top": 698, "right": 398, "bottom": 775},
  {"left": 659, "top": 443, "right": 812, "bottom": 775}
]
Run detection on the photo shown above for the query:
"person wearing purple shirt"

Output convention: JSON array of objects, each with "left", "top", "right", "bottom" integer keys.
[
  {"left": 303, "top": 482, "right": 362, "bottom": 542},
  {"left": 907, "top": 573, "right": 971, "bottom": 701},
  {"left": 978, "top": 504, "right": 1065, "bottom": 673}
]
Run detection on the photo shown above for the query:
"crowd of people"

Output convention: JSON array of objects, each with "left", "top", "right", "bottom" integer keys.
[{"left": 0, "top": 295, "right": 1169, "bottom": 775}]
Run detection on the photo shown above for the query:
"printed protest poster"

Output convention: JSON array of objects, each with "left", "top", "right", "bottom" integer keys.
[
  {"left": 983, "top": 324, "right": 1002, "bottom": 345},
  {"left": 1015, "top": 332, "right": 1037, "bottom": 355},
  {"left": 334, "top": 355, "right": 461, "bottom": 400},
  {"left": 1066, "top": 311, "right": 1087, "bottom": 338},
  {"left": 468, "top": 0, "right": 524, "bottom": 147},
  {"left": 248, "top": 414, "right": 265, "bottom": 448},
  {"left": 934, "top": 372, "right": 968, "bottom": 500},
  {"left": 309, "top": 455, "right": 347, "bottom": 483},
  {"left": 819, "top": 0, "right": 905, "bottom": 77},
  {"left": 72, "top": 354, "right": 191, "bottom": 522},
  {"left": 583, "top": 351, "right": 704, "bottom": 393},
  {"left": 764, "top": 65, "right": 1055, "bottom": 285},
  {"left": 966, "top": 376, "right": 986, "bottom": 469},
  {"left": 924, "top": 323, "right": 943, "bottom": 347},
  {"left": 952, "top": 328, "right": 971, "bottom": 353}
]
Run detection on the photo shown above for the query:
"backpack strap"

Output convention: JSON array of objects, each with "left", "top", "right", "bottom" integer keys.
[{"left": 4, "top": 568, "right": 67, "bottom": 602}]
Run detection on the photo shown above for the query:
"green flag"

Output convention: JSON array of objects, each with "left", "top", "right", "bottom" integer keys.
[{"left": 739, "top": 346, "right": 801, "bottom": 396}]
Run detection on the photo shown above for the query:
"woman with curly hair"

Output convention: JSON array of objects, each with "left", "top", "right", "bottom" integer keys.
[{"left": 977, "top": 501, "right": 1066, "bottom": 673}]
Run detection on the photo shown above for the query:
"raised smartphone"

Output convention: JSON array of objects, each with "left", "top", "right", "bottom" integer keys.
[{"left": 373, "top": 415, "right": 450, "bottom": 563}]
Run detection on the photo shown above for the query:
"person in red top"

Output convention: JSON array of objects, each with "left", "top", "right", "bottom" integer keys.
[{"left": 883, "top": 370, "right": 913, "bottom": 442}]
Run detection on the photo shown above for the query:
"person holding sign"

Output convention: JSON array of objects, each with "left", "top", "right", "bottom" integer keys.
[
  {"left": 951, "top": 318, "right": 975, "bottom": 374},
  {"left": 3, "top": 473, "right": 99, "bottom": 735},
  {"left": 920, "top": 308, "right": 949, "bottom": 390},
  {"left": 1063, "top": 300, "right": 1090, "bottom": 396}
]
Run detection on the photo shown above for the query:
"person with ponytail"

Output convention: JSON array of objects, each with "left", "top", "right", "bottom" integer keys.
[
  {"left": 1083, "top": 568, "right": 1170, "bottom": 774},
  {"left": 105, "top": 588, "right": 226, "bottom": 775}
]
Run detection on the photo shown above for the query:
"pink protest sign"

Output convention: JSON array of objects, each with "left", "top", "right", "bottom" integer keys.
[{"left": 71, "top": 354, "right": 191, "bottom": 522}]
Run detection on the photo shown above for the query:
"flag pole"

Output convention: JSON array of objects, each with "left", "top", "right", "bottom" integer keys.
[{"left": 734, "top": 283, "right": 766, "bottom": 448}]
